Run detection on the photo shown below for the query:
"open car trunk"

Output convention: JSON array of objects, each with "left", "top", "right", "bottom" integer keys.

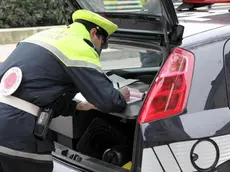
[
  {"left": 49, "top": 43, "right": 162, "bottom": 171},
  {"left": 50, "top": 0, "right": 184, "bottom": 171},
  {"left": 52, "top": 110, "right": 137, "bottom": 172},
  {"left": 50, "top": 45, "right": 161, "bottom": 171},
  {"left": 49, "top": 44, "right": 166, "bottom": 172}
]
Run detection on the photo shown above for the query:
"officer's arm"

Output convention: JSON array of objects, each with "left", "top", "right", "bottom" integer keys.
[
  {"left": 65, "top": 67, "right": 127, "bottom": 113},
  {"left": 52, "top": 91, "right": 78, "bottom": 118}
]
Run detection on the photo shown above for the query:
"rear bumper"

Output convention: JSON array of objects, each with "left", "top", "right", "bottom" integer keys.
[{"left": 53, "top": 159, "right": 82, "bottom": 172}]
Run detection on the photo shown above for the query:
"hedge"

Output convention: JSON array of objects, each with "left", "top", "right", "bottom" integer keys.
[{"left": 0, "top": 0, "right": 73, "bottom": 28}]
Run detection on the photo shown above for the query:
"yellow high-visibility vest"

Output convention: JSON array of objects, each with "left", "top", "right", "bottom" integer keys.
[
  {"left": 21, "top": 9, "right": 118, "bottom": 73},
  {"left": 21, "top": 22, "right": 102, "bottom": 72}
]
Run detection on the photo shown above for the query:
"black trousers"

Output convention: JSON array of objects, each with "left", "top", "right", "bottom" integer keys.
[{"left": 0, "top": 153, "right": 53, "bottom": 172}]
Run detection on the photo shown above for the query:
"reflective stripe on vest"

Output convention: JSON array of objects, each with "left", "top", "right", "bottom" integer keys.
[
  {"left": 0, "top": 145, "right": 52, "bottom": 161},
  {"left": 23, "top": 39, "right": 102, "bottom": 72},
  {"left": 21, "top": 23, "right": 102, "bottom": 72}
]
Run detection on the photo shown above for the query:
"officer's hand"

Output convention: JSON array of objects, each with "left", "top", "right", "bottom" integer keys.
[
  {"left": 76, "top": 101, "right": 97, "bottom": 111},
  {"left": 118, "top": 87, "right": 130, "bottom": 101}
]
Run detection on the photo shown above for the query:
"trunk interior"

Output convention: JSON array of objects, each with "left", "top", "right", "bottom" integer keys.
[{"left": 49, "top": 45, "right": 164, "bottom": 171}]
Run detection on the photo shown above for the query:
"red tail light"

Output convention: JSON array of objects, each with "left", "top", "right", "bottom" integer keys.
[{"left": 138, "top": 48, "right": 194, "bottom": 124}]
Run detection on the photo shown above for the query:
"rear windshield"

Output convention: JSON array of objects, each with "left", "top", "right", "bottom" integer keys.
[
  {"left": 75, "top": 0, "right": 162, "bottom": 15},
  {"left": 101, "top": 45, "right": 163, "bottom": 71},
  {"left": 72, "top": 0, "right": 164, "bottom": 71}
]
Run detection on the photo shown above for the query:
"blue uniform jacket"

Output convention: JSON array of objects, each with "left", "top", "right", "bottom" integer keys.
[{"left": 0, "top": 42, "right": 127, "bottom": 155}]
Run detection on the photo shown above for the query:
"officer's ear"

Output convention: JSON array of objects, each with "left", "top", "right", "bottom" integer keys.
[{"left": 89, "top": 28, "right": 97, "bottom": 38}]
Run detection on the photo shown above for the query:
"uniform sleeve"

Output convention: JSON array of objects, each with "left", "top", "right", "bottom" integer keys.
[
  {"left": 65, "top": 67, "right": 127, "bottom": 113},
  {"left": 52, "top": 91, "right": 77, "bottom": 118}
]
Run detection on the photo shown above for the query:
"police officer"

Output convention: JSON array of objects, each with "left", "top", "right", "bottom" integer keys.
[{"left": 0, "top": 9, "right": 129, "bottom": 172}]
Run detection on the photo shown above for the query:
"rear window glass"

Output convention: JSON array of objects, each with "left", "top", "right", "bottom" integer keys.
[
  {"left": 101, "top": 45, "right": 163, "bottom": 71},
  {"left": 75, "top": 0, "right": 162, "bottom": 15}
]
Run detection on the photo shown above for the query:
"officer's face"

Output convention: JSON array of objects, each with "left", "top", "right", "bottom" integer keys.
[{"left": 90, "top": 28, "right": 104, "bottom": 50}]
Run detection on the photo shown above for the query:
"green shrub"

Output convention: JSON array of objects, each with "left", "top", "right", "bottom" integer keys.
[{"left": 0, "top": 0, "right": 73, "bottom": 28}]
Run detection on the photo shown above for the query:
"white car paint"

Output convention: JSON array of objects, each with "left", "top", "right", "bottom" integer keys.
[
  {"left": 53, "top": 160, "right": 80, "bottom": 172},
  {"left": 141, "top": 134, "right": 230, "bottom": 172}
]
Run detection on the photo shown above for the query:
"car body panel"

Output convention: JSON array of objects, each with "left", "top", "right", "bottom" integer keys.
[
  {"left": 137, "top": 35, "right": 230, "bottom": 172},
  {"left": 132, "top": 8, "right": 230, "bottom": 172},
  {"left": 179, "top": 11, "right": 230, "bottom": 25}
]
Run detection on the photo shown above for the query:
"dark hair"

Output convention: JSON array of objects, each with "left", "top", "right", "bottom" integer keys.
[
  {"left": 75, "top": 19, "right": 108, "bottom": 39},
  {"left": 75, "top": 19, "right": 109, "bottom": 49}
]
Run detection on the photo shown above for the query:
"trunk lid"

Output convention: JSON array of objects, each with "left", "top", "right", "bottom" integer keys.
[{"left": 64, "top": 0, "right": 184, "bottom": 48}]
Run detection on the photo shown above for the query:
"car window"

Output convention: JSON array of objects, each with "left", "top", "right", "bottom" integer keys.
[
  {"left": 223, "top": 38, "right": 230, "bottom": 107},
  {"left": 75, "top": 0, "right": 162, "bottom": 15},
  {"left": 100, "top": 46, "right": 163, "bottom": 71}
]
